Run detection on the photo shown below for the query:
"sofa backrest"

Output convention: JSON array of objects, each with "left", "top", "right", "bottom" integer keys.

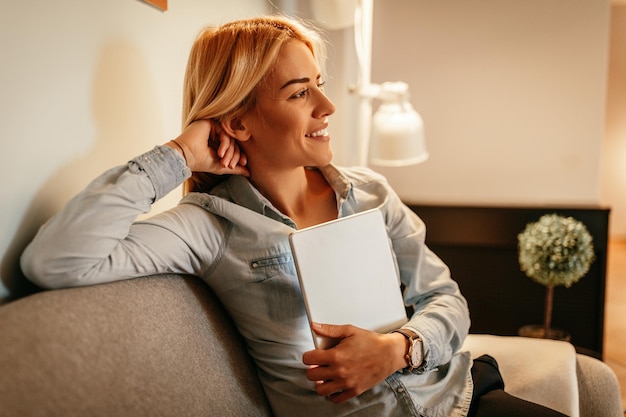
[{"left": 0, "top": 274, "right": 273, "bottom": 417}]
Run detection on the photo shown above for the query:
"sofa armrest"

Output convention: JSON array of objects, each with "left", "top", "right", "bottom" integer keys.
[
  {"left": 463, "top": 334, "right": 579, "bottom": 416},
  {"left": 576, "top": 353, "right": 623, "bottom": 417},
  {"left": 462, "top": 334, "right": 623, "bottom": 417},
  {"left": 0, "top": 274, "right": 272, "bottom": 417}
]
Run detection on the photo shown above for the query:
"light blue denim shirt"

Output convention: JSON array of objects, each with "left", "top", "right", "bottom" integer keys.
[{"left": 22, "top": 146, "right": 473, "bottom": 417}]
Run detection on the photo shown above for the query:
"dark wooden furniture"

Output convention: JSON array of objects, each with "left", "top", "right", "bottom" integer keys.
[{"left": 406, "top": 204, "right": 610, "bottom": 359}]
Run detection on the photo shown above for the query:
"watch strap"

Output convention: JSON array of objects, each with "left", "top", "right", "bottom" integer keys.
[
  {"left": 393, "top": 328, "right": 419, "bottom": 340},
  {"left": 392, "top": 328, "right": 423, "bottom": 371}
]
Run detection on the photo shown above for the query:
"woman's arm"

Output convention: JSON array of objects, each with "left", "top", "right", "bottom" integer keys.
[
  {"left": 21, "top": 146, "right": 188, "bottom": 288},
  {"left": 302, "top": 323, "right": 409, "bottom": 404},
  {"left": 387, "top": 198, "right": 470, "bottom": 372},
  {"left": 302, "top": 175, "right": 470, "bottom": 404},
  {"left": 21, "top": 121, "right": 248, "bottom": 288}
]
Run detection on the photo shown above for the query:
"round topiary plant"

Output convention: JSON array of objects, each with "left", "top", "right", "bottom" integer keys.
[{"left": 517, "top": 213, "right": 595, "bottom": 339}]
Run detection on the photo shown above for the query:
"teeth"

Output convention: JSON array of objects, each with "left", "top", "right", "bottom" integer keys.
[{"left": 306, "top": 129, "right": 328, "bottom": 138}]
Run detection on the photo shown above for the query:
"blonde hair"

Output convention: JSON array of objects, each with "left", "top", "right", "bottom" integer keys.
[{"left": 182, "top": 15, "right": 326, "bottom": 194}]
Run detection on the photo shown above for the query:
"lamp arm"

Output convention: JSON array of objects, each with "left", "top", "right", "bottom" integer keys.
[
  {"left": 350, "top": 0, "right": 427, "bottom": 167},
  {"left": 354, "top": 0, "right": 374, "bottom": 166}
]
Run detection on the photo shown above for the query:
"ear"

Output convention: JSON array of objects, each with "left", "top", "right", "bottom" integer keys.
[{"left": 220, "top": 118, "right": 251, "bottom": 142}]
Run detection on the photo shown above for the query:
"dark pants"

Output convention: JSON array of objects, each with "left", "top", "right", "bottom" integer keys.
[{"left": 468, "top": 355, "right": 569, "bottom": 417}]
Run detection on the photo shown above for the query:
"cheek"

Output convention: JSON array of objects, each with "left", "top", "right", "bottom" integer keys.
[
  {"left": 247, "top": 101, "right": 306, "bottom": 142},
  {"left": 265, "top": 116, "right": 304, "bottom": 139}
]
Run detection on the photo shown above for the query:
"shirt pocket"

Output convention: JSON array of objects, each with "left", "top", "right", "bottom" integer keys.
[
  {"left": 249, "top": 253, "right": 295, "bottom": 282},
  {"left": 248, "top": 253, "right": 306, "bottom": 323}
]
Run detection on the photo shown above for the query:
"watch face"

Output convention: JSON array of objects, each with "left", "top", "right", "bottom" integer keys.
[{"left": 410, "top": 339, "right": 423, "bottom": 367}]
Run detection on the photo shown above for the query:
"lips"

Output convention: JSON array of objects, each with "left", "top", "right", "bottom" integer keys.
[{"left": 305, "top": 128, "right": 329, "bottom": 138}]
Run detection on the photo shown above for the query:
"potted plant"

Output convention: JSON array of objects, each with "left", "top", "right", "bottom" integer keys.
[{"left": 517, "top": 213, "right": 595, "bottom": 340}]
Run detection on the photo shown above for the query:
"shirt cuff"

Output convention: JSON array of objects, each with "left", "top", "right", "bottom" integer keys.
[{"left": 129, "top": 145, "right": 191, "bottom": 201}]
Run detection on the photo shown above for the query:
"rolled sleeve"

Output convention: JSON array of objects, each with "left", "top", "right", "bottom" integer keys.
[{"left": 130, "top": 145, "right": 190, "bottom": 201}]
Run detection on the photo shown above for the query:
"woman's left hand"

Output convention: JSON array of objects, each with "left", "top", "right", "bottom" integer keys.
[
  {"left": 167, "top": 120, "right": 249, "bottom": 176},
  {"left": 302, "top": 323, "right": 408, "bottom": 404}
]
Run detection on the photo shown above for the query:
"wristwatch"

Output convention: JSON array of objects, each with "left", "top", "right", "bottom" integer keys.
[{"left": 393, "top": 328, "right": 424, "bottom": 371}]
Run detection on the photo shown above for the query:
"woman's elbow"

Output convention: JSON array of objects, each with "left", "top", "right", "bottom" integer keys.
[{"left": 20, "top": 246, "right": 83, "bottom": 289}]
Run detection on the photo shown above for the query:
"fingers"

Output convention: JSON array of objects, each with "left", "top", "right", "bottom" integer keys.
[
  {"left": 225, "top": 164, "right": 250, "bottom": 177},
  {"left": 315, "top": 380, "right": 352, "bottom": 402},
  {"left": 208, "top": 149, "right": 250, "bottom": 177},
  {"left": 306, "top": 367, "right": 359, "bottom": 404},
  {"left": 310, "top": 322, "right": 353, "bottom": 338},
  {"left": 327, "top": 390, "right": 357, "bottom": 404},
  {"left": 216, "top": 131, "right": 231, "bottom": 159},
  {"left": 174, "top": 120, "right": 248, "bottom": 174},
  {"left": 302, "top": 323, "right": 355, "bottom": 367},
  {"left": 303, "top": 325, "right": 398, "bottom": 404},
  {"left": 302, "top": 330, "right": 356, "bottom": 403},
  {"left": 239, "top": 152, "right": 248, "bottom": 167},
  {"left": 217, "top": 130, "right": 247, "bottom": 170}
]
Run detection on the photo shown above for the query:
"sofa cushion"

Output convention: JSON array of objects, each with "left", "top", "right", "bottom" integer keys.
[
  {"left": 0, "top": 274, "right": 272, "bottom": 417},
  {"left": 462, "top": 334, "right": 579, "bottom": 417}
]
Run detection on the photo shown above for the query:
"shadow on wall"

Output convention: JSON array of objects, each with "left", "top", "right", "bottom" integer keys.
[{"left": 1, "top": 40, "right": 163, "bottom": 303}]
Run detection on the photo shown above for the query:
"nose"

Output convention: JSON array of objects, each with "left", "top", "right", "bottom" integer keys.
[{"left": 313, "top": 88, "right": 336, "bottom": 119}]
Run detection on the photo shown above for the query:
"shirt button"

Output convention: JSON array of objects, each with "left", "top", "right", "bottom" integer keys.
[{"left": 396, "top": 387, "right": 405, "bottom": 393}]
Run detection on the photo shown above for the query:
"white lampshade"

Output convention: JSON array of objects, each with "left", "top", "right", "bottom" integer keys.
[
  {"left": 369, "top": 82, "right": 429, "bottom": 167},
  {"left": 310, "top": 0, "right": 358, "bottom": 30}
]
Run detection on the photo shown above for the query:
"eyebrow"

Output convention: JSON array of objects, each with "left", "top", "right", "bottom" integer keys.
[
  {"left": 280, "top": 77, "right": 309, "bottom": 90},
  {"left": 280, "top": 74, "right": 321, "bottom": 90}
]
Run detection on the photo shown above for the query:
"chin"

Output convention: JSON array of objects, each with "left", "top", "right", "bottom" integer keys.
[
  {"left": 318, "top": 150, "right": 333, "bottom": 166},
  {"left": 303, "top": 144, "right": 333, "bottom": 167}
]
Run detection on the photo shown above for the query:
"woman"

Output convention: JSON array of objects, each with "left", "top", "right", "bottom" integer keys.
[{"left": 21, "top": 15, "right": 566, "bottom": 417}]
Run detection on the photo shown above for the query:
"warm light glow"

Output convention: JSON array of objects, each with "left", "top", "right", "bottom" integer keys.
[
  {"left": 370, "top": 82, "right": 428, "bottom": 166},
  {"left": 351, "top": 0, "right": 427, "bottom": 167}
]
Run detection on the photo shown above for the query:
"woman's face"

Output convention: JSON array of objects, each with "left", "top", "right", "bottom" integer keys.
[{"left": 239, "top": 40, "right": 336, "bottom": 171}]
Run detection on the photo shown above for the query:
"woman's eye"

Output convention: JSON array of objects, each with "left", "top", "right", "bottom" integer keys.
[
  {"left": 290, "top": 81, "right": 325, "bottom": 99},
  {"left": 292, "top": 88, "right": 309, "bottom": 99}
]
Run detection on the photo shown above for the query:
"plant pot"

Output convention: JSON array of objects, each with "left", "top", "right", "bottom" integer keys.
[{"left": 518, "top": 324, "right": 571, "bottom": 342}]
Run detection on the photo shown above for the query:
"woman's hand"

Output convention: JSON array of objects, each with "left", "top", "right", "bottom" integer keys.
[
  {"left": 302, "top": 323, "right": 409, "bottom": 404},
  {"left": 166, "top": 120, "right": 249, "bottom": 176}
]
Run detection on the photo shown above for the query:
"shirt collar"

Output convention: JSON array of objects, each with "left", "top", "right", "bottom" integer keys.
[
  {"left": 218, "top": 164, "right": 354, "bottom": 222},
  {"left": 318, "top": 164, "right": 353, "bottom": 202}
]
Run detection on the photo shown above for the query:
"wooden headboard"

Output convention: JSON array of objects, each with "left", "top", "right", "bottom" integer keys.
[{"left": 405, "top": 204, "right": 610, "bottom": 359}]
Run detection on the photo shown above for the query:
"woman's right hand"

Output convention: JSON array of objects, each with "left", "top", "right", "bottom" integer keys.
[{"left": 166, "top": 120, "right": 249, "bottom": 176}]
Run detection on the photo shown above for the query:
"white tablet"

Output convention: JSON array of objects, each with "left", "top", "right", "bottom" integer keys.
[{"left": 289, "top": 208, "right": 408, "bottom": 349}]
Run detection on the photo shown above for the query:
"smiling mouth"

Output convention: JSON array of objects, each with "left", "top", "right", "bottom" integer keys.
[{"left": 305, "top": 128, "right": 329, "bottom": 138}]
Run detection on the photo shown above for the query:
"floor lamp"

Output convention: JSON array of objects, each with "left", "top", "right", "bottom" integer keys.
[{"left": 349, "top": 0, "right": 428, "bottom": 167}]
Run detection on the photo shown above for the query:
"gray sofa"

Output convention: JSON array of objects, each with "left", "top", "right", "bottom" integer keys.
[{"left": 0, "top": 274, "right": 622, "bottom": 417}]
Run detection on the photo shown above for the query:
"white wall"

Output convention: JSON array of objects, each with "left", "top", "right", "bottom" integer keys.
[
  {"left": 602, "top": 4, "right": 626, "bottom": 239},
  {"left": 263, "top": 0, "right": 620, "bottom": 236},
  {"left": 320, "top": 0, "right": 614, "bottom": 231},
  {"left": 0, "top": 0, "right": 616, "bottom": 301},
  {"left": 0, "top": 0, "right": 269, "bottom": 301},
  {"left": 366, "top": 0, "right": 610, "bottom": 209}
]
